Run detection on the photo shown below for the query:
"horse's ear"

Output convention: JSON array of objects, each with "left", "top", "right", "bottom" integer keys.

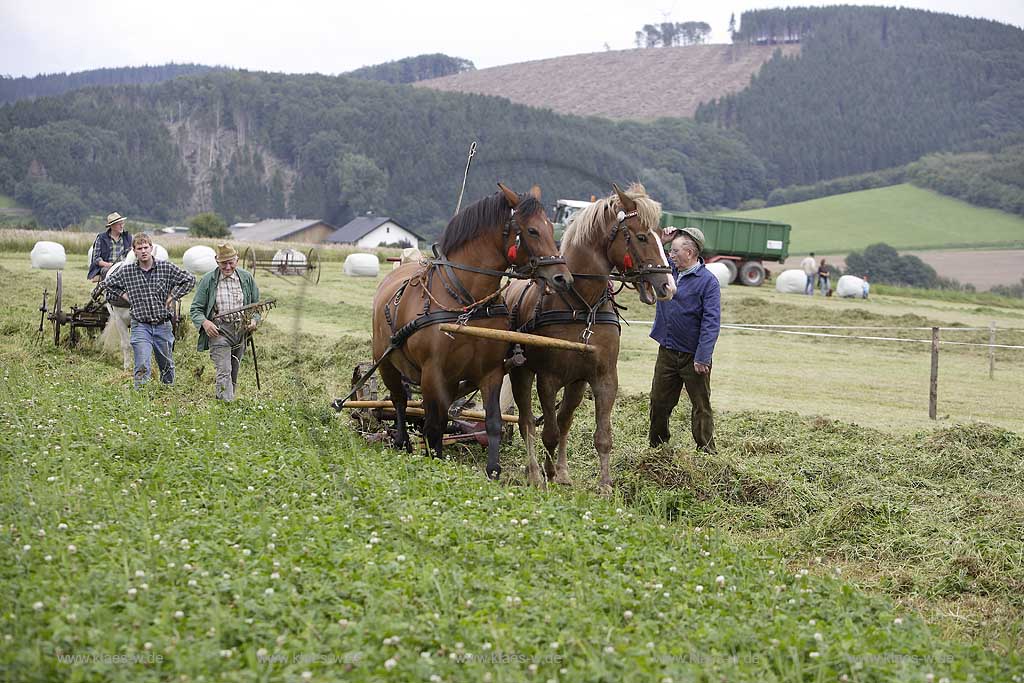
[
  {"left": 529, "top": 184, "right": 542, "bottom": 200},
  {"left": 497, "top": 182, "right": 520, "bottom": 208},
  {"left": 613, "top": 183, "right": 636, "bottom": 212}
]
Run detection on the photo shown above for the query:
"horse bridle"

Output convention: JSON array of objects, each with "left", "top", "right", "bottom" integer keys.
[
  {"left": 502, "top": 207, "right": 567, "bottom": 277},
  {"left": 606, "top": 209, "right": 672, "bottom": 283}
]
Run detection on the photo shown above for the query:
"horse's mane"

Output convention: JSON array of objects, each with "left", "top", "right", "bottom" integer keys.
[
  {"left": 440, "top": 192, "right": 543, "bottom": 255},
  {"left": 561, "top": 183, "right": 662, "bottom": 253}
]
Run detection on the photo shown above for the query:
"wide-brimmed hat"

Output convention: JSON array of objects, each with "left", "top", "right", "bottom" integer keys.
[
  {"left": 106, "top": 212, "right": 127, "bottom": 227},
  {"left": 215, "top": 243, "right": 239, "bottom": 263}
]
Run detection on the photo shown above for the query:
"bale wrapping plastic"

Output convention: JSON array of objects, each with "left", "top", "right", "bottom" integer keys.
[
  {"left": 837, "top": 275, "right": 867, "bottom": 298},
  {"left": 775, "top": 269, "right": 808, "bottom": 294},
  {"left": 271, "top": 248, "right": 307, "bottom": 274},
  {"left": 30, "top": 241, "right": 67, "bottom": 270},
  {"left": 344, "top": 253, "right": 380, "bottom": 277},
  {"left": 705, "top": 262, "right": 732, "bottom": 288},
  {"left": 124, "top": 242, "right": 169, "bottom": 263},
  {"left": 183, "top": 245, "right": 218, "bottom": 275}
]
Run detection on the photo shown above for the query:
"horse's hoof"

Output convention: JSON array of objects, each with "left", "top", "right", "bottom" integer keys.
[
  {"left": 553, "top": 472, "right": 573, "bottom": 486},
  {"left": 597, "top": 482, "right": 613, "bottom": 496},
  {"left": 486, "top": 466, "right": 501, "bottom": 481}
]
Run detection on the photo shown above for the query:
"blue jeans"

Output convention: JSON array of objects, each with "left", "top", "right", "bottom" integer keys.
[
  {"left": 819, "top": 276, "right": 830, "bottom": 296},
  {"left": 130, "top": 321, "right": 175, "bottom": 388},
  {"left": 804, "top": 275, "right": 814, "bottom": 295}
]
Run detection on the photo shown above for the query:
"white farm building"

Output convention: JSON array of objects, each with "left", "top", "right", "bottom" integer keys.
[{"left": 326, "top": 217, "right": 422, "bottom": 249}]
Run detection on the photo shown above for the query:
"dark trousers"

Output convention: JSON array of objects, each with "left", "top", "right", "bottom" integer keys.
[{"left": 649, "top": 346, "right": 716, "bottom": 453}]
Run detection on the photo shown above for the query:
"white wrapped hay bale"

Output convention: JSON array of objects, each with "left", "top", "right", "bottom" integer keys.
[
  {"left": 31, "top": 241, "right": 67, "bottom": 270},
  {"left": 775, "top": 269, "right": 808, "bottom": 294},
  {"left": 272, "top": 248, "right": 306, "bottom": 274},
  {"left": 124, "top": 242, "right": 169, "bottom": 263},
  {"left": 837, "top": 275, "right": 867, "bottom": 298},
  {"left": 344, "top": 253, "right": 380, "bottom": 277},
  {"left": 705, "top": 262, "right": 732, "bottom": 288},
  {"left": 183, "top": 245, "right": 218, "bottom": 274}
]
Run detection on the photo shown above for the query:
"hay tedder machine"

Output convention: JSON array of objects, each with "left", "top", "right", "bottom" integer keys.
[{"left": 37, "top": 271, "right": 186, "bottom": 346}]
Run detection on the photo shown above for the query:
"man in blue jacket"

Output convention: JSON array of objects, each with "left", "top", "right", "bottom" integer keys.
[{"left": 648, "top": 226, "right": 721, "bottom": 453}]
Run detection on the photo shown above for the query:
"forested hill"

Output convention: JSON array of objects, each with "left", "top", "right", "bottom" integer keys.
[
  {"left": 697, "top": 7, "right": 1024, "bottom": 187},
  {"left": 346, "top": 54, "right": 475, "bottom": 84},
  {"left": 0, "top": 70, "right": 767, "bottom": 231},
  {"left": 0, "top": 64, "right": 219, "bottom": 105}
]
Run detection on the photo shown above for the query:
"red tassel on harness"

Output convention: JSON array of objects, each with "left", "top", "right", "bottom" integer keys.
[
  {"left": 623, "top": 253, "right": 634, "bottom": 270},
  {"left": 507, "top": 245, "right": 518, "bottom": 261}
]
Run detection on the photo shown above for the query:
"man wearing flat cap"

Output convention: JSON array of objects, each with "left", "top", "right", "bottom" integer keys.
[
  {"left": 648, "top": 226, "right": 721, "bottom": 454},
  {"left": 189, "top": 243, "right": 260, "bottom": 401},
  {"left": 88, "top": 212, "right": 133, "bottom": 281}
]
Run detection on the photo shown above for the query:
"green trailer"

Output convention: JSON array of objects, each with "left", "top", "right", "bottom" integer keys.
[{"left": 660, "top": 210, "right": 792, "bottom": 286}]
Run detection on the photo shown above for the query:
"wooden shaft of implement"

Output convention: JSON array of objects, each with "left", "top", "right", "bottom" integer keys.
[
  {"left": 438, "top": 323, "right": 595, "bottom": 353},
  {"left": 344, "top": 400, "right": 519, "bottom": 424}
]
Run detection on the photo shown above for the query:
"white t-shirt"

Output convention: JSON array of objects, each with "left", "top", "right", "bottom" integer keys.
[{"left": 801, "top": 256, "right": 816, "bottom": 275}]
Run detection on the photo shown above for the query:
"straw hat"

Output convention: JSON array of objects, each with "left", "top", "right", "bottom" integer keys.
[
  {"left": 106, "top": 212, "right": 127, "bottom": 227},
  {"left": 215, "top": 243, "right": 239, "bottom": 263}
]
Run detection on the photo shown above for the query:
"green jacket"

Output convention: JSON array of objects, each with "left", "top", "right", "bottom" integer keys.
[{"left": 189, "top": 268, "right": 259, "bottom": 351}]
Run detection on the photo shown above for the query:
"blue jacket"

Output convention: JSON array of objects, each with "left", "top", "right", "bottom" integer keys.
[
  {"left": 88, "top": 229, "right": 133, "bottom": 279},
  {"left": 650, "top": 260, "right": 721, "bottom": 365}
]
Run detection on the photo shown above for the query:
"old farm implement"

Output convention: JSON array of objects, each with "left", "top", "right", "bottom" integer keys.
[
  {"left": 335, "top": 324, "right": 594, "bottom": 448},
  {"left": 241, "top": 247, "right": 321, "bottom": 285},
  {"left": 37, "top": 271, "right": 186, "bottom": 346}
]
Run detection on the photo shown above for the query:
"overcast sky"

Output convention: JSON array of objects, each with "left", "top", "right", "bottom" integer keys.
[{"left": 2, "top": 0, "right": 1022, "bottom": 78}]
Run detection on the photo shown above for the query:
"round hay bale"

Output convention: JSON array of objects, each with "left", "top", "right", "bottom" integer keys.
[
  {"left": 775, "top": 269, "right": 808, "bottom": 294},
  {"left": 837, "top": 274, "right": 867, "bottom": 298},
  {"left": 705, "top": 262, "right": 732, "bottom": 287},
  {"left": 31, "top": 241, "right": 67, "bottom": 270},
  {"left": 124, "top": 242, "right": 169, "bottom": 263},
  {"left": 344, "top": 253, "right": 380, "bottom": 277},
  {"left": 271, "top": 248, "right": 307, "bottom": 275},
  {"left": 183, "top": 245, "right": 218, "bottom": 275}
]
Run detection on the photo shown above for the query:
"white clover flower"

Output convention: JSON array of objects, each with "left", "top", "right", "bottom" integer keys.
[
  {"left": 695, "top": 585, "right": 704, "bottom": 593},
  {"left": 57, "top": 523, "right": 68, "bottom": 531},
  {"left": 396, "top": 555, "right": 406, "bottom": 562},
  {"left": 809, "top": 651, "right": 820, "bottom": 658},
  {"left": 242, "top": 549, "right": 251, "bottom": 556},
  {"left": 716, "top": 575, "right": 725, "bottom": 587},
  {"left": 188, "top": 579, "right": 198, "bottom": 587},
  {"left": 135, "top": 570, "right": 145, "bottom": 578},
  {"left": 264, "top": 588, "right": 274, "bottom": 596},
  {"left": 604, "top": 645, "right": 615, "bottom": 654},
  {"left": 384, "top": 658, "right": 397, "bottom": 670},
  {"left": 814, "top": 632, "right": 823, "bottom": 642},
  {"left": 220, "top": 649, "right": 233, "bottom": 658},
  {"left": 174, "top": 610, "right": 185, "bottom": 619},
  {"left": 550, "top": 642, "right": 559, "bottom": 650},
  {"left": 21, "top": 545, "right": 31, "bottom": 552},
  {"left": 301, "top": 672, "right": 312, "bottom": 680},
  {"left": 144, "top": 642, "right": 153, "bottom": 650},
  {"left": 67, "top": 544, "right": 77, "bottom": 554},
  {"left": 32, "top": 601, "right": 43, "bottom": 611},
  {"left": 623, "top": 610, "right": 633, "bottom": 620},
  {"left": 894, "top": 617, "right": 903, "bottom": 625},
  {"left": 127, "top": 588, "right": 137, "bottom": 598},
  {"left": 44, "top": 555, "right": 52, "bottom": 562}
]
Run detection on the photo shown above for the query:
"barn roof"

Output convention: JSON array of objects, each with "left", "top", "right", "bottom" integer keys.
[
  {"left": 231, "top": 219, "right": 333, "bottom": 242},
  {"left": 325, "top": 216, "right": 424, "bottom": 244}
]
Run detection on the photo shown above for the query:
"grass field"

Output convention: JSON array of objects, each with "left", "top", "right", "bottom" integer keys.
[
  {"left": 728, "top": 184, "right": 1024, "bottom": 253},
  {"left": 0, "top": 194, "right": 18, "bottom": 209},
  {"left": 3, "top": 251, "right": 1024, "bottom": 679}
]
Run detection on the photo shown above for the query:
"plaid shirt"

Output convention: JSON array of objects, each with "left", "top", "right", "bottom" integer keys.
[
  {"left": 110, "top": 235, "right": 128, "bottom": 264},
  {"left": 104, "top": 260, "right": 196, "bottom": 324},
  {"left": 215, "top": 271, "right": 245, "bottom": 322}
]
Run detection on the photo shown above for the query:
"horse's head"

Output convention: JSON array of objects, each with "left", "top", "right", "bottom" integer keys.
[
  {"left": 607, "top": 183, "right": 676, "bottom": 305},
  {"left": 498, "top": 183, "right": 573, "bottom": 292}
]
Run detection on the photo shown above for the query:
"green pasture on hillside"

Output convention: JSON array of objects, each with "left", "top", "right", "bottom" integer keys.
[
  {"left": 0, "top": 194, "right": 18, "bottom": 208},
  {"left": 729, "top": 184, "right": 1024, "bottom": 253},
  {"left": 2, "top": 249, "right": 1024, "bottom": 678}
]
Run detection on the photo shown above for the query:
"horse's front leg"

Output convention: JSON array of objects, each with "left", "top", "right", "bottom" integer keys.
[
  {"left": 420, "top": 364, "right": 454, "bottom": 460},
  {"left": 511, "top": 367, "right": 543, "bottom": 488},
  {"left": 591, "top": 371, "right": 618, "bottom": 495},
  {"left": 378, "top": 361, "right": 412, "bottom": 453},
  {"left": 537, "top": 374, "right": 562, "bottom": 482},
  {"left": 480, "top": 370, "right": 505, "bottom": 480}
]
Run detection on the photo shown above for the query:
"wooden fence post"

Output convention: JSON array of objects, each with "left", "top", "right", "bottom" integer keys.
[
  {"left": 929, "top": 326, "right": 939, "bottom": 420},
  {"left": 989, "top": 322, "right": 996, "bottom": 380}
]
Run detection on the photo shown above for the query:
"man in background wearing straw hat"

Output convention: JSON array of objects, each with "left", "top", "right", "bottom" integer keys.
[
  {"left": 189, "top": 243, "right": 260, "bottom": 401},
  {"left": 88, "top": 211, "right": 133, "bottom": 281},
  {"left": 648, "top": 226, "right": 721, "bottom": 454}
]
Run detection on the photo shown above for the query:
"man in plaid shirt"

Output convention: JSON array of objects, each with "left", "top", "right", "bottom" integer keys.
[{"left": 103, "top": 233, "right": 195, "bottom": 388}]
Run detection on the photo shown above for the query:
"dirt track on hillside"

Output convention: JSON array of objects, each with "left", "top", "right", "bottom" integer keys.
[{"left": 778, "top": 249, "right": 1024, "bottom": 290}]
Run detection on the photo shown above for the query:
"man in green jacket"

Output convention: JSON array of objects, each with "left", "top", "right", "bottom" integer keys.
[{"left": 189, "top": 243, "right": 259, "bottom": 401}]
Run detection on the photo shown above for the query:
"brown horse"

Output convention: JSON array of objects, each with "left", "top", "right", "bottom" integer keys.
[
  {"left": 371, "top": 184, "right": 572, "bottom": 479},
  {"left": 507, "top": 183, "right": 675, "bottom": 492}
]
